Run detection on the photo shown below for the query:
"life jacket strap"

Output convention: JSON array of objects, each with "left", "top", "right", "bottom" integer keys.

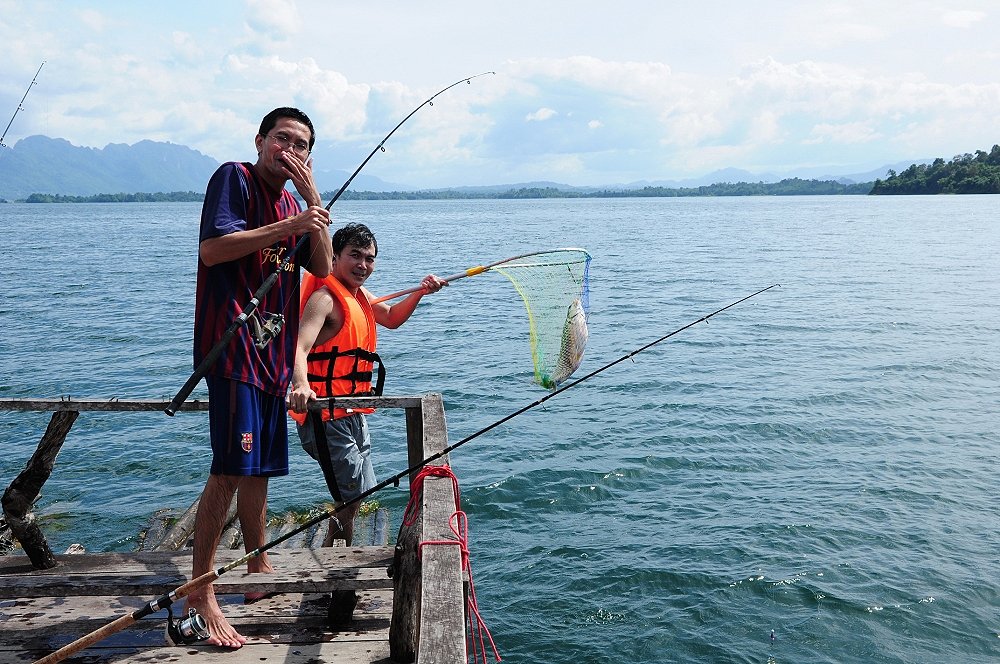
[{"left": 306, "top": 346, "right": 386, "bottom": 398}]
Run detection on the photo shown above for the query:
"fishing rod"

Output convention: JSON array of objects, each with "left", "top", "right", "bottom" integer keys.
[
  {"left": 164, "top": 71, "right": 495, "bottom": 416},
  {"left": 37, "top": 284, "right": 777, "bottom": 663},
  {"left": 1, "top": 61, "right": 45, "bottom": 148}
]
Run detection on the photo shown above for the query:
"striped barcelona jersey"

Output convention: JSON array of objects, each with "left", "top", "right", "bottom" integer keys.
[{"left": 193, "top": 162, "right": 308, "bottom": 396}]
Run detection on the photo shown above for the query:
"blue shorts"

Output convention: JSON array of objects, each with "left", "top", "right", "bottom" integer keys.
[
  {"left": 206, "top": 376, "right": 289, "bottom": 477},
  {"left": 297, "top": 412, "right": 375, "bottom": 502}
]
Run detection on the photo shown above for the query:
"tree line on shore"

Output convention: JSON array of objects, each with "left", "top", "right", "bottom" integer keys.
[
  {"left": 20, "top": 191, "right": 203, "bottom": 203},
  {"left": 870, "top": 145, "right": 1000, "bottom": 194},
  {"left": 341, "top": 178, "right": 873, "bottom": 199},
  {"left": 13, "top": 145, "right": 1000, "bottom": 202},
  {"left": 13, "top": 177, "right": 873, "bottom": 203}
]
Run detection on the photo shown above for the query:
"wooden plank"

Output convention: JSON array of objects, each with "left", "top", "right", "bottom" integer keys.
[
  {"left": 0, "top": 399, "right": 211, "bottom": 412},
  {"left": 390, "top": 393, "right": 465, "bottom": 663},
  {"left": 0, "top": 396, "right": 423, "bottom": 412},
  {"left": 1, "top": 590, "right": 394, "bottom": 663},
  {"left": 389, "top": 514, "right": 421, "bottom": 662},
  {"left": 0, "top": 590, "right": 391, "bottom": 624},
  {"left": 417, "top": 477, "right": 465, "bottom": 664},
  {"left": 0, "top": 547, "right": 394, "bottom": 574},
  {"left": 1, "top": 566, "right": 395, "bottom": 597},
  {"left": 420, "top": 393, "right": 449, "bottom": 459},
  {"left": 418, "top": 394, "right": 465, "bottom": 662},
  {"left": 0, "top": 548, "right": 395, "bottom": 598},
  {"left": 3, "top": 641, "right": 392, "bottom": 664}
]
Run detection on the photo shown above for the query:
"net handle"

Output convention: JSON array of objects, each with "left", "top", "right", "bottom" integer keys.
[{"left": 369, "top": 248, "right": 588, "bottom": 305}]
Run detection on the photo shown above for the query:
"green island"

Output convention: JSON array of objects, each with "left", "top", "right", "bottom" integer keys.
[
  {"left": 22, "top": 191, "right": 204, "bottom": 203},
  {"left": 870, "top": 145, "right": 1000, "bottom": 194}
]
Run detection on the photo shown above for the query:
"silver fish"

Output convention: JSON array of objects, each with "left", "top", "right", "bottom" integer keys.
[{"left": 545, "top": 298, "right": 588, "bottom": 388}]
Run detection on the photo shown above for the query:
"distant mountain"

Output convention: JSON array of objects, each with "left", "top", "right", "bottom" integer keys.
[
  {"left": 625, "top": 163, "right": 917, "bottom": 189},
  {"left": 0, "top": 136, "right": 219, "bottom": 200},
  {"left": 0, "top": 135, "right": 400, "bottom": 201},
  {"left": 0, "top": 134, "right": 917, "bottom": 201},
  {"left": 817, "top": 160, "right": 934, "bottom": 184},
  {"left": 627, "top": 168, "right": 780, "bottom": 189},
  {"left": 429, "top": 180, "right": 605, "bottom": 195}
]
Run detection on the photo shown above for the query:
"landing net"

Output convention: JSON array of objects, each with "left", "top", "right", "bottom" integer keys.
[{"left": 493, "top": 249, "right": 591, "bottom": 389}]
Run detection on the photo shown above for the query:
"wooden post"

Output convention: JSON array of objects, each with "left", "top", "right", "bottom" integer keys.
[
  {"left": 415, "top": 395, "right": 464, "bottom": 664},
  {"left": 390, "top": 506, "right": 422, "bottom": 663},
  {"left": 1, "top": 410, "right": 79, "bottom": 569},
  {"left": 391, "top": 399, "right": 430, "bottom": 662},
  {"left": 404, "top": 402, "right": 424, "bottom": 483},
  {"left": 390, "top": 394, "right": 465, "bottom": 663}
]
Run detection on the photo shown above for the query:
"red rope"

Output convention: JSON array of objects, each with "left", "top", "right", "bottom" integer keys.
[{"left": 403, "top": 465, "right": 501, "bottom": 663}]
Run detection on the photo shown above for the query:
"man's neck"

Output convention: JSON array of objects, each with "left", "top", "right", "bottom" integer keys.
[
  {"left": 332, "top": 272, "right": 362, "bottom": 297},
  {"left": 251, "top": 160, "right": 287, "bottom": 194}
]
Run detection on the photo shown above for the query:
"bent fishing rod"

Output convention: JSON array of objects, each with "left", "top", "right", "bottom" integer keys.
[
  {"left": 165, "top": 71, "right": 495, "bottom": 416},
  {"left": 37, "top": 283, "right": 777, "bottom": 664},
  {"left": 1, "top": 61, "right": 45, "bottom": 148}
]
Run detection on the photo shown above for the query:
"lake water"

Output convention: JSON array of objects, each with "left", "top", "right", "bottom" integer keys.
[{"left": 0, "top": 196, "right": 998, "bottom": 663}]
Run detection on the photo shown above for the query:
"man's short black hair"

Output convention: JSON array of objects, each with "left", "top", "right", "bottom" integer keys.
[
  {"left": 258, "top": 107, "right": 316, "bottom": 150},
  {"left": 332, "top": 223, "right": 378, "bottom": 257}
]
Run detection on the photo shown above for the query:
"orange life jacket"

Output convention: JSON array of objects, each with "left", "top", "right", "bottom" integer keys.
[{"left": 288, "top": 272, "right": 383, "bottom": 424}]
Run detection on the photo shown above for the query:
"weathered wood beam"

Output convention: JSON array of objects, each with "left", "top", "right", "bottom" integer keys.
[
  {"left": 1, "top": 410, "right": 79, "bottom": 569},
  {"left": 0, "top": 396, "right": 424, "bottom": 412},
  {"left": 389, "top": 394, "right": 464, "bottom": 663},
  {"left": 0, "top": 399, "right": 210, "bottom": 412},
  {"left": 390, "top": 513, "right": 421, "bottom": 663},
  {"left": 151, "top": 494, "right": 238, "bottom": 552},
  {"left": 0, "top": 547, "right": 396, "bottom": 599},
  {"left": 415, "top": 394, "right": 463, "bottom": 664},
  {"left": 417, "top": 477, "right": 465, "bottom": 664}
]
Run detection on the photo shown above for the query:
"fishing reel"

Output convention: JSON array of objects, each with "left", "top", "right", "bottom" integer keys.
[
  {"left": 165, "top": 606, "right": 210, "bottom": 645},
  {"left": 249, "top": 310, "right": 285, "bottom": 350}
]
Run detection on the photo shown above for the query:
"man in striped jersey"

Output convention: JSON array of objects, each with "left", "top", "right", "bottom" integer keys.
[{"left": 186, "top": 107, "right": 332, "bottom": 649}]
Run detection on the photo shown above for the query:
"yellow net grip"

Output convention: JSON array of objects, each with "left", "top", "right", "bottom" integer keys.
[{"left": 466, "top": 266, "right": 487, "bottom": 277}]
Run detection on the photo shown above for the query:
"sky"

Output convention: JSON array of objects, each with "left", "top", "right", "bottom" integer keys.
[{"left": 1, "top": 0, "right": 999, "bottom": 188}]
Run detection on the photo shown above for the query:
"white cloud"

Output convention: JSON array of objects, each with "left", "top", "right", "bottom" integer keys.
[
  {"left": 245, "top": 0, "right": 302, "bottom": 36},
  {"left": 76, "top": 9, "right": 109, "bottom": 32},
  {"left": 4, "top": 1, "right": 1000, "bottom": 186},
  {"left": 805, "top": 121, "right": 881, "bottom": 145},
  {"left": 171, "top": 31, "right": 204, "bottom": 62},
  {"left": 942, "top": 10, "right": 986, "bottom": 28},
  {"left": 526, "top": 108, "right": 558, "bottom": 122}
]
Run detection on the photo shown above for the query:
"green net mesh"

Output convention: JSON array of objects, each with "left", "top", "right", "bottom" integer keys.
[{"left": 493, "top": 249, "right": 591, "bottom": 389}]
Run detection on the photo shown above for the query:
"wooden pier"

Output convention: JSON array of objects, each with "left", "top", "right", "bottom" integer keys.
[{"left": 0, "top": 395, "right": 466, "bottom": 664}]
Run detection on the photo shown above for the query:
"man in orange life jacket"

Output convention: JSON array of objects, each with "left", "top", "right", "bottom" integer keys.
[{"left": 288, "top": 223, "right": 446, "bottom": 547}]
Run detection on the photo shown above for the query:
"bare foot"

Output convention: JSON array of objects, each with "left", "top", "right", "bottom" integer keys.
[
  {"left": 185, "top": 589, "right": 247, "bottom": 649},
  {"left": 244, "top": 554, "right": 276, "bottom": 604}
]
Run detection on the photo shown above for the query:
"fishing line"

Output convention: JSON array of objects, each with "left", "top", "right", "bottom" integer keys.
[
  {"left": 38, "top": 284, "right": 777, "bottom": 663},
  {"left": 165, "top": 71, "right": 495, "bottom": 416}
]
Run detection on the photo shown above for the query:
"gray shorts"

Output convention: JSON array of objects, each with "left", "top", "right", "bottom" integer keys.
[{"left": 297, "top": 413, "right": 376, "bottom": 502}]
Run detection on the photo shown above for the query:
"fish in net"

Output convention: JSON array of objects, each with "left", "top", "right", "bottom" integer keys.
[
  {"left": 372, "top": 248, "right": 592, "bottom": 389},
  {"left": 492, "top": 249, "right": 591, "bottom": 389}
]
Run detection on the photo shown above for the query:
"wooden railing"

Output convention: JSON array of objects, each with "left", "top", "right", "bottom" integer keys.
[{"left": 0, "top": 394, "right": 465, "bottom": 664}]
